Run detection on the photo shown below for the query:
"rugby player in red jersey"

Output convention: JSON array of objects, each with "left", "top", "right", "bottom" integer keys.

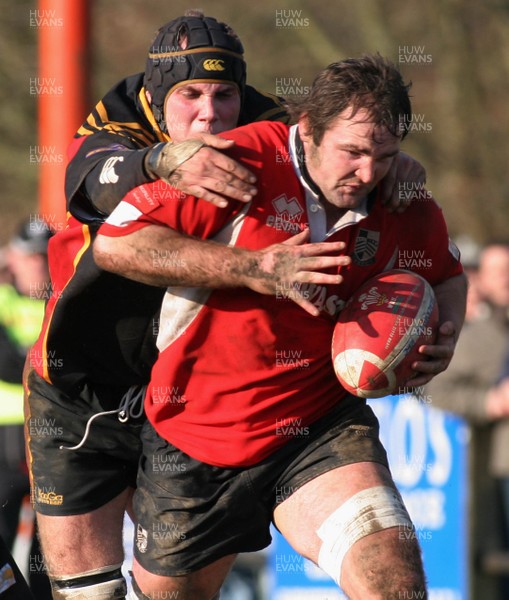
[{"left": 95, "top": 55, "right": 467, "bottom": 599}]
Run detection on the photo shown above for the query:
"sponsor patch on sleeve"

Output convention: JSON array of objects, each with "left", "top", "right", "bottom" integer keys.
[{"left": 126, "top": 184, "right": 162, "bottom": 214}]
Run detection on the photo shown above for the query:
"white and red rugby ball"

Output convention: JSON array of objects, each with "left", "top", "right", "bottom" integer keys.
[{"left": 332, "top": 269, "right": 439, "bottom": 398}]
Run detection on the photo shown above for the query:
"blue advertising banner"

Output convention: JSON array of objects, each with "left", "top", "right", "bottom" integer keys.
[{"left": 269, "top": 394, "right": 469, "bottom": 600}]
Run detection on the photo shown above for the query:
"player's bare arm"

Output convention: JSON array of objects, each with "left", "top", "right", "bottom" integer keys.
[
  {"left": 93, "top": 227, "right": 349, "bottom": 316},
  {"left": 406, "top": 272, "right": 468, "bottom": 386},
  {"left": 379, "top": 151, "right": 426, "bottom": 212}
]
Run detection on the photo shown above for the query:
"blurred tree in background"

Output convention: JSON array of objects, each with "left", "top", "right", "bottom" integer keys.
[{"left": 1, "top": 0, "right": 508, "bottom": 245}]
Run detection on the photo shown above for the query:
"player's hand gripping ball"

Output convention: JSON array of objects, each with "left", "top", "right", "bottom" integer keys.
[{"left": 332, "top": 269, "right": 439, "bottom": 398}]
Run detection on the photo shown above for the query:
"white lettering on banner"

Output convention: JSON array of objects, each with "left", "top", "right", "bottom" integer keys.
[
  {"left": 402, "top": 488, "right": 446, "bottom": 530},
  {"left": 426, "top": 410, "right": 453, "bottom": 486},
  {"left": 370, "top": 397, "right": 453, "bottom": 491},
  {"left": 390, "top": 399, "right": 427, "bottom": 487},
  {"left": 369, "top": 397, "right": 459, "bottom": 531}
]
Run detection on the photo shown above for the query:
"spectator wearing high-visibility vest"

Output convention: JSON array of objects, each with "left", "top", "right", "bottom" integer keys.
[{"left": 0, "top": 217, "right": 52, "bottom": 599}]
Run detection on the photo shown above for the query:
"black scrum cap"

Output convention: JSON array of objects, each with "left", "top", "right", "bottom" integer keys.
[{"left": 144, "top": 15, "right": 246, "bottom": 131}]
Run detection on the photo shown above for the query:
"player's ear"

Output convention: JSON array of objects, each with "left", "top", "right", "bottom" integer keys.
[
  {"left": 298, "top": 114, "right": 312, "bottom": 144},
  {"left": 145, "top": 90, "right": 152, "bottom": 104}
]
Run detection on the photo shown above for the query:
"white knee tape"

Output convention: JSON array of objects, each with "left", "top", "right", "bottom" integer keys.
[
  {"left": 51, "top": 563, "right": 127, "bottom": 599},
  {"left": 316, "top": 485, "right": 413, "bottom": 586}
]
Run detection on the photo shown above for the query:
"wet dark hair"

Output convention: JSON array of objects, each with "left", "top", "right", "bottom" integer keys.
[{"left": 288, "top": 54, "right": 412, "bottom": 145}]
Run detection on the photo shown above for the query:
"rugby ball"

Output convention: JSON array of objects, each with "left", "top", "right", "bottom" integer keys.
[{"left": 332, "top": 270, "right": 439, "bottom": 398}]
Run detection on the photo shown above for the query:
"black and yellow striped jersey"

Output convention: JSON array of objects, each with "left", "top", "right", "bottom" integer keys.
[{"left": 65, "top": 72, "right": 289, "bottom": 224}]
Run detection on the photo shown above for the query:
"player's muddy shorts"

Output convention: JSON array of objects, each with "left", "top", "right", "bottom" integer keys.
[
  {"left": 25, "top": 369, "right": 146, "bottom": 516},
  {"left": 134, "top": 394, "right": 389, "bottom": 576}
]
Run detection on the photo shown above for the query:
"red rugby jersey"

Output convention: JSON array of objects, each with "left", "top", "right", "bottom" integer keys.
[{"left": 100, "top": 121, "right": 463, "bottom": 467}]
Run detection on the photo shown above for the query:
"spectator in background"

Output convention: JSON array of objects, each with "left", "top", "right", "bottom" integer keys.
[
  {"left": 0, "top": 218, "right": 52, "bottom": 599},
  {"left": 427, "top": 241, "right": 509, "bottom": 584},
  {"left": 492, "top": 338, "right": 509, "bottom": 541},
  {"left": 479, "top": 245, "right": 509, "bottom": 543},
  {"left": 427, "top": 242, "right": 509, "bottom": 420}
]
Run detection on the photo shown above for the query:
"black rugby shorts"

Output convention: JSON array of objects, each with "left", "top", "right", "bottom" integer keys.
[
  {"left": 133, "top": 394, "right": 389, "bottom": 576},
  {"left": 26, "top": 369, "right": 145, "bottom": 516}
]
